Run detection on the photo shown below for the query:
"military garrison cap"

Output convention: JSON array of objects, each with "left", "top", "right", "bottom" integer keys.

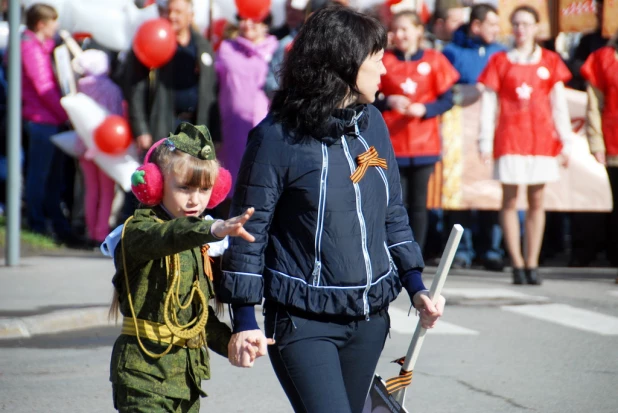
[{"left": 167, "top": 122, "right": 216, "bottom": 161}]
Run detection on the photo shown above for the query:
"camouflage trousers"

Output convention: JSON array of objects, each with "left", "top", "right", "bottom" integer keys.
[{"left": 113, "top": 385, "right": 199, "bottom": 413}]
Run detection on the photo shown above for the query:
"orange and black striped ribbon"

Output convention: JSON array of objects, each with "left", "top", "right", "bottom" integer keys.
[
  {"left": 385, "top": 356, "right": 413, "bottom": 394},
  {"left": 200, "top": 245, "right": 214, "bottom": 281},
  {"left": 350, "top": 146, "right": 387, "bottom": 184}
]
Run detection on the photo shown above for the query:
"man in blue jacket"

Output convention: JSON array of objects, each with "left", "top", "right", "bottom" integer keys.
[{"left": 442, "top": 3, "right": 507, "bottom": 270}]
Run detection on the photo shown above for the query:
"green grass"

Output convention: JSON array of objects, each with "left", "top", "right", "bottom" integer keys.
[{"left": 0, "top": 216, "right": 59, "bottom": 251}]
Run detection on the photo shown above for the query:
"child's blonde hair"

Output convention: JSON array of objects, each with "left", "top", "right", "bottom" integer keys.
[{"left": 151, "top": 142, "right": 220, "bottom": 189}]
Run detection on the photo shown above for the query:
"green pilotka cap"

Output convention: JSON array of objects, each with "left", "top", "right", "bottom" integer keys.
[{"left": 167, "top": 122, "right": 216, "bottom": 161}]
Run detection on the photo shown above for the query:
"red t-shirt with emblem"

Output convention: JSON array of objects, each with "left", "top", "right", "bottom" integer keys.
[
  {"left": 478, "top": 48, "right": 572, "bottom": 158},
  {"left": 580, "top": 46, "right": 618, "bottom": 156},
  {"left": 380, "top": 49, "right": 459, "bottom": 158}
]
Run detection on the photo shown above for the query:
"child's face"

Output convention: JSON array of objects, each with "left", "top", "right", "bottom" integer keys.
[
  {"left": 391, "top": 17, "right": 423, "bottom": 53},
  {"left": 38, "top": 18, "right": 59, "bottom": 40},
  {"left": 161, "top": 170, "right": 212, "bottom": 219}
]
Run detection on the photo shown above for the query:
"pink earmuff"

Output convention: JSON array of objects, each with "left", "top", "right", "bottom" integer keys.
[
  {"left": 131, "top": 139, "right": 166, "bottom": 206},
  {"left": 130, "top": 139, "right": 233, "bottom": 209}
]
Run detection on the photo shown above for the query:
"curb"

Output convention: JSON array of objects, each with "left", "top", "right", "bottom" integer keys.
[{"left": 0, "top": 307, "right": 115, "bottom": 340}]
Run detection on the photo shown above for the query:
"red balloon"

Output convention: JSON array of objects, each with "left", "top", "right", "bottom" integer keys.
[
  {"left": 235, "top": 0, "right": 271, "bottom": 21},
  {"left": 133, "top": 18, "right": 177, "bottom": 69},
  {"left": 94, "top": 115, "right": 132, "bottom": 155}
]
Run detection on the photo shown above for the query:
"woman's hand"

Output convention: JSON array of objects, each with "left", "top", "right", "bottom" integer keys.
[
  {"left": 228, "top": 330, "right": 275, "bottom": 368},
  {"left": 593, "top": 151, "right": 606, "bottom": 166},
  {"left": 405, "top": 103, "right": 426, "bottom": 118},
  {"left": 559, "top": 153, "right": 570, "bottom": 168},
  {"left": 412, "top": 291, "right": 445, "bottom": 329},
  {"left": 387, "top": 95, "right": 412, "bottom": 114},
  {"left": 480, "top": 152, "right": 492, "bottom": 165},
  {"left": 211, "top": 208, "right": 255, "bottom": 242}
]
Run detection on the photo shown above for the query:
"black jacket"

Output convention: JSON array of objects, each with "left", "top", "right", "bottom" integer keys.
[
  {"left": 219, "top": 105, "right": 424, "bottom": 317},
  {"left": 125, "top": 29, "right": 220, "bottom": 142}
]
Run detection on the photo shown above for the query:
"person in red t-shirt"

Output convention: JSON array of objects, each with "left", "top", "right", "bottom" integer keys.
[
  {"left": 477, "top": 6, "right": 572, "bottom": 285},
  {"left": 580, "top": 40, "right": 618, "bottom": 282},
  {"left": 379, "top": 10, "right": 459, "bottom": 251}
]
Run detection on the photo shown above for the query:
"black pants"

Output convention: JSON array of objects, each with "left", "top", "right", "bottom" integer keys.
[
  {"left": 264, "top": 302, "right": 390, "bottom": 413},
  {"left": 399, "top": 164, "right": 434, "bottom": 251}
]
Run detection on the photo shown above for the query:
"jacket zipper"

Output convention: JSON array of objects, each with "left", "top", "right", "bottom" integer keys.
[
  {"left": 341, "top": 135, "right": 373, "bottom": 319},
  {"left": 312, "top": 143, "right": 329, "bottom": 286}
]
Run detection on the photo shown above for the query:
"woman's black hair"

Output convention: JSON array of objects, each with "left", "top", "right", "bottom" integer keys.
[{"left": 270, "top": 4, "right": 387, "bottom": 137}]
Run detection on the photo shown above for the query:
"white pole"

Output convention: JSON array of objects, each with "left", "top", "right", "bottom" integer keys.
[{"left": 393, "top": 224, "right": 464, "bottom": 406}]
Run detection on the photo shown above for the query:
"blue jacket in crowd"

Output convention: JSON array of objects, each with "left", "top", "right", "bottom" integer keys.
[
  {"left": 219, "top": 105, "right": 426, "bottom": 324},
  {"left": 443, "top": 25, "right": 507, "bottom": 85}
]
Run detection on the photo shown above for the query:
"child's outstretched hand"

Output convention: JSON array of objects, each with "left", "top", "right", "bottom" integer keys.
[{"left": 211, "top": 208, "right": 255, "bottom": 242}]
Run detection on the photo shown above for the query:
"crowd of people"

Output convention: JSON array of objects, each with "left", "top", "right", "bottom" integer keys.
[{"left": 3, "top": 0, "right": 617, "bottom": 270}]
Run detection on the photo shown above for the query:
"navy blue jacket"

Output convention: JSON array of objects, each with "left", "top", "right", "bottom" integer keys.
[
  {"left": 219, "top": 105, "right": 425, "bottom": 326},
  {"left": 442, "top": 25, "right": 507, "bottom": 85}
]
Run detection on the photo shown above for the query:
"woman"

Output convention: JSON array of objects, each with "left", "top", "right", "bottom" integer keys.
[
  {"left": 580, "top": 36, "right": 618, "bottom": 283},
  {"left": 219, "top": 5, "right": 445, "bottom": 413},
  {"left": 477, "top": 5, "right": 572, "bottom": 285},
  {"left": 21, "top": 4, "right": 72, "bottom": 240},
  {"left": 215, "top": 12, "right": 278, "bottom": 192},
  {"left": 379, "top": 10, "right": 459, "bottom": 252}
]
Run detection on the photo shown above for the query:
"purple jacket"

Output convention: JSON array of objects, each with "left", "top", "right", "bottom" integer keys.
[
  {"left": 21, "top": 30, "right": 67, "bottom": 125},
  {"left": 215, "top": 35, "right": 278, "bottom": 188}
]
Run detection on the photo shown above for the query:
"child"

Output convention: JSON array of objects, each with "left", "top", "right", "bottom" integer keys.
[
  {"left": 379, "top": 10, "right": 459, "bottom": 251},
  {"left": 107, "top": 122, "right": 259, "bottom": 412},
  {"left": 73, "top": 49, "right": 123, "bottom": 247},
  {"left": 21, "top": 4, "right": 73, "bottom": 241}
]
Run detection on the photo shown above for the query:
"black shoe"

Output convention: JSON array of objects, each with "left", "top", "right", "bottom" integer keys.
[
  {"left": 512, "top": 268, "right": 525, "bottom": 285},
  {"left": 525, "top": 268, "right": 542, "bottom": 285},
  {"left": 483, "top": 257, "right": 505, "bottom": 272}
]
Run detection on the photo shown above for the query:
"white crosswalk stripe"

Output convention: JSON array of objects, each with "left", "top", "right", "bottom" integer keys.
[
  {"left": 502, "top": 304, "right": 618, "bottom": 336},
  {"left": 388, "top": 307, "right": 479, "bottom": 335},
  {"left": 442, "top": 287, "right": 549, "bottom": 302}
]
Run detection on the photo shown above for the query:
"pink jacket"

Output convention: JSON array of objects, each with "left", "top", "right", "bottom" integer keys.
[{"left": 21, "top": 30, "right": 67, "bottom": 125}]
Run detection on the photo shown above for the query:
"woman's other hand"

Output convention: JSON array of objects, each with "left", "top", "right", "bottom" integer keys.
[{"left": 412, "top": 291, "right": 445, "bottom": 329}]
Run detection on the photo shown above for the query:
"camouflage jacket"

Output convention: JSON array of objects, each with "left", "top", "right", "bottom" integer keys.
[{"left": 110, "top": 207, "right": 232, "bottom": 399}]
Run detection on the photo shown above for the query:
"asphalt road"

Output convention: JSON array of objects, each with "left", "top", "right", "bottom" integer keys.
[{"left": 1, "top": 272, "right": 617, "bottom": 413}]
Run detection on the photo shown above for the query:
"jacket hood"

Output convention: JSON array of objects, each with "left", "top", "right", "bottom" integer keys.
[{"left": 321, "top": 104, "right": 370, "bottom": 145}]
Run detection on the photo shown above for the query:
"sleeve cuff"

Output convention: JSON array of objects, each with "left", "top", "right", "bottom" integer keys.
[
  {"left": 231, "top": 304, "right": 259, "bottom": 333},
  {"left": 401, "top": 268, "right": 427, "bottom": 299}
]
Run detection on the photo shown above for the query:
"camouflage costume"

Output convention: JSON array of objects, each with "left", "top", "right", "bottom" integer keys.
[{"left": 109, "top": 123, "right": 232, "bottom": 412}]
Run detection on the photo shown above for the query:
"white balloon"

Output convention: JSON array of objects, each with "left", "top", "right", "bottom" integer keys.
[
  {"left": 126, "top": 3, "right": 160, "bottom": 42},
  {"left": 94, "top": 151, "right": 141, "bottom": 192},
  {"left": 60, "top": 93, "right": 139, "bottom": 190},
  {"left": 60, "top": 93, "right": 107, "bottom": 149},
  {"left": 50, "top": 130, "right": 80, "bottom": 158},
  {"left": 69, "top": 2, "right": 130, "bottom": 51}
]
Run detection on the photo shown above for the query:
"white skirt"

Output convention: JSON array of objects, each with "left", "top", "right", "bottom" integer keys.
[{"left": 494, "top": 155, "right": 560, "bottom": 185}]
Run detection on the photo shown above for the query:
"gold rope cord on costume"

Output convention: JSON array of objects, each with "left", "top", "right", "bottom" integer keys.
[
  {"left": 120, "top": 216, "right": 208, "bottom": 359},
  {"left": 440, "top": 106, "right": 463, "bottom": 209}
]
